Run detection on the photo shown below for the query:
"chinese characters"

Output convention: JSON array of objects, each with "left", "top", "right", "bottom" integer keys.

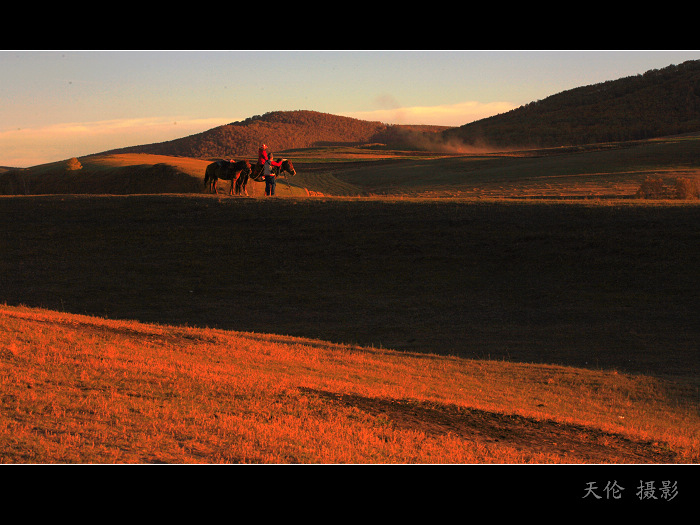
[{"left": 583, "top": 481, "right": 678, "bottom": 501}]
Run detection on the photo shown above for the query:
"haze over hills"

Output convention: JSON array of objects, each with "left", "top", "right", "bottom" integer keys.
[{"left": 95, "top": 59, "right": 700, "bottom": 160}]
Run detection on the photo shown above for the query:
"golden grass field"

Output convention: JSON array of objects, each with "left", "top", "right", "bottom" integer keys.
[
  {"left": 3, "top": 133, "right": 699, "bottom": 199},
  {"left": 2, "top": 304, "right": 697, "bottom": 464},
  {"left": 1, "top": 136, "right": 699, "bottom": 468}
]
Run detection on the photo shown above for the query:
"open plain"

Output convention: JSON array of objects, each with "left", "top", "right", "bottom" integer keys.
[{"left": 1, "top": 137, "right": 699, "bottom": 465}]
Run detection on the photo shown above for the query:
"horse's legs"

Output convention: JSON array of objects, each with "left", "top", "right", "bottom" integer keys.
[
  {"left": 239, "top": 174, "right": 248, "bottom": 196},
  {"left": 230, "top": 174, "right": 238, "bottom": 195}
]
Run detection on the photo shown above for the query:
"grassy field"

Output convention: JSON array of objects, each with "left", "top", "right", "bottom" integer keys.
[
  {"left": 1, "top": 194, "right": 698, "bottom": 464},
  {"left": 3, "top": 133, "right": 700, "bottom": 199},
  {"left": 2, "top": 303, "right": 697, "bottom": 464},
  {"left": 299, "top": 134, "right": 700, "bottom": 198},
  {"left": 0, "top": 153, "right": 309, "bottom": 197},
  {"left": 1, "top": 137, "right": 699, "bottom": 464},
  {"left": 2, "top": 195, "right": 697, "bottom": 374}
]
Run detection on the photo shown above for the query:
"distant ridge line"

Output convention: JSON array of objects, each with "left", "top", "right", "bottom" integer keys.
[{"left": 101, "top": 60, "right": 700, "bottom": 158}]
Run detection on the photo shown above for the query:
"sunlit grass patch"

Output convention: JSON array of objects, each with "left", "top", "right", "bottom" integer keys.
[{"left": 2, "top": 305, "right": 697, "bottom": 463}]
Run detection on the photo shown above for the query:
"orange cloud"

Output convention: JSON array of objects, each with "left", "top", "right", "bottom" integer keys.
[
  {"left": 0, "top": 117, "right": 232, "bottom": 167},
  {"left": 342, "top": 100, "right": 516, "bottom": 127}
]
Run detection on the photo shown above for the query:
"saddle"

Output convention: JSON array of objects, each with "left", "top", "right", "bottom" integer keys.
[
  {"left": 251, "top": 159, "right": 287, "bottom": 182},
  {"left": 251, "top": 163, "right": 266, "bottom": 182}
]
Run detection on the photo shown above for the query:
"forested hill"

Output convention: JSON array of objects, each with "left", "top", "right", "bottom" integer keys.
[
  {"left": 101, "top": 110, "right": 449, "bottom": 159},
  {"left": 99, "top": 60, "right": 700, "bottom": 158},
  {"left": 441, "top": 60, "right": 700, "bottom": 149}
]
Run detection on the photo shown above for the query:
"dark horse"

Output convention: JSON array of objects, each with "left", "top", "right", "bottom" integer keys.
[
  {"left": 237, "top": 158, "right": 297, "bottom": 194},
  {"left": 204, "top": 160, "right": 252, "bottom": 195}
]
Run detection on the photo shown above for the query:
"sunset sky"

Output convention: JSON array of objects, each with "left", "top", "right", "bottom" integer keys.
[{"left": 2, "top": 49, "right": 700, "bottom": 167}]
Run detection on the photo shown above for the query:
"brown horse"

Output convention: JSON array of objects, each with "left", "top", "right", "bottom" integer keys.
[
  {"left": 204, "top": 160, "right": 252, "bottom": 195},
  {"left": 237, "top": 158, "right": 297, "bottom": 194}
]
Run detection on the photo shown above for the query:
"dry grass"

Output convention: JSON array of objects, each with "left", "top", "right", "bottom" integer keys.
[
  {"left": 4, "top": 134, "right": 700, "bottom": 200},
  {"left": 1, "top": 305, "right": 697, "bottom": 464},
  {"left": 0, "top": 153, "right": 308, "bottom": 197},
  {"left": 2, "top": 140, "right": 699, "bottom": 465}
]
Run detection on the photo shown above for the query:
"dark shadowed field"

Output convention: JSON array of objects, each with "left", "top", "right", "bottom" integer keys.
[{"left": 1, "top": 194, "right": 698, "bottom": 382}]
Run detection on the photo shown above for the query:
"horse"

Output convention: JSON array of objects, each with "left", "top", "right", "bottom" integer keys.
[
  {"left": 203, "top": 160, "right": 252, "bottom": 195},
  {"left": 238, "top": 158, "right": 297, "bottom": 194}
]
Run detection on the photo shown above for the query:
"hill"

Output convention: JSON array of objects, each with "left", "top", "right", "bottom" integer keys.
[
  {"left": 0, "top": 153, "right": 310, "bottom": 197},
  {"left": 322, "top": 133, "right": 700, "bottom": 199},
  {"left": 101, "top": 60, "right": 700, "bottom": 160},
  {"left": 1, "top": 303, "right": 697, "bottom": 464},
  {"left": 3, "top": 195, "right": 698, "bottom": 379},
  {"left": 4, "top": 59, "right": 700, "bottom": 197},
  {"left": 101, "top": 110, "right": 451, "bottom": 159},
  {"left": 3, "top": 134, "right": 699, "bottom": 198},
  {"left": 443, "top": 60, "right": 700, "bottom": 149},
  {"left": 2, "top": 195, "right": 699, "bottom": 464}
]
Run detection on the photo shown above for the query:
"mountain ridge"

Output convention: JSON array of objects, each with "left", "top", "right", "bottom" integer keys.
[
  {"left": 99, "top": 110, "right": 451, "bottom": 160},
  {"left": 95, "top": 59, "right": 700, "bottom": 161},
  {"left": 443, "top": 59, "right": 700, "bottom": 149},
  {"left": 7, "top": 59, "right": 700, "bottom": 171}
]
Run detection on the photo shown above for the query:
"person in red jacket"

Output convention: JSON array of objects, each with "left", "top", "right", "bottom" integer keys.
[
  {"left": 258, "top": 144, "right": 269, "bottom": 163},
  {"left": 253, "top": 144, "right": 269, "bottom": 180}
]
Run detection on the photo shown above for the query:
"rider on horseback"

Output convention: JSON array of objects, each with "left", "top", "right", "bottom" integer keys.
[
  {"left": 253, "top": 144, "right": 269, "bottom": 180},
  {"left": 258, "top": 144, "right": 268, "bottom": 165}
]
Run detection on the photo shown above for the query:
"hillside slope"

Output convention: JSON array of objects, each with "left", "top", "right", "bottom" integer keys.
[
  {"left": 2, "top": 195, "right": 698, "bottom": 379},
  {"left": 101, "top": 110, "right": 450, "bottom": 159},
  {"left": 0, "top": 153, "right": 308, "bottom": 197},
  {"left": 3, "top": 134, "right": 700, "bottom": 198},
  {"left": 443, "top": 60, "right": 700, "bottom": 149},
  {"left": 2, "top": 304, "right": 696, "bottom": 464},
  {"left": 329, "top": 134, "right": 700, "bottom": 198}
]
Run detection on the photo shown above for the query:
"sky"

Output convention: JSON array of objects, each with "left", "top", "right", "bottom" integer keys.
[{"left": 2, "top": 49, "right": 700, "bottom": 167}]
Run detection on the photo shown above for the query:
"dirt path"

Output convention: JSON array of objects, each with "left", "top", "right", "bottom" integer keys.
[{"left": 304, "top": 389, "right": 677, "bottom": 464}]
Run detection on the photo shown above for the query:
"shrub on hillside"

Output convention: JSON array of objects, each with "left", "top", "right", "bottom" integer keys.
[
  {"left": 635, "top": 176, "right": 667, "bottom": 199},
  {"left": 674, "top": 177, "right": 700, "bottom": 199},
  {"left": 635, "top": 175, "right": 700, "bottom": 199},
  {"left": 66, "top": 157, "right": 82, "bottom": 171}
]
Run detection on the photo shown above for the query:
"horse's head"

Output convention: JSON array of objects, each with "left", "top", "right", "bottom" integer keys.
[{"left": 281, "top": 159, "right": 296, "bottom": 177}]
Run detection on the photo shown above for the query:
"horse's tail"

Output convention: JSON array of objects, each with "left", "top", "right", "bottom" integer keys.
[{"left": 203, "top": 164, "right": 212, "bottom": 185}]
